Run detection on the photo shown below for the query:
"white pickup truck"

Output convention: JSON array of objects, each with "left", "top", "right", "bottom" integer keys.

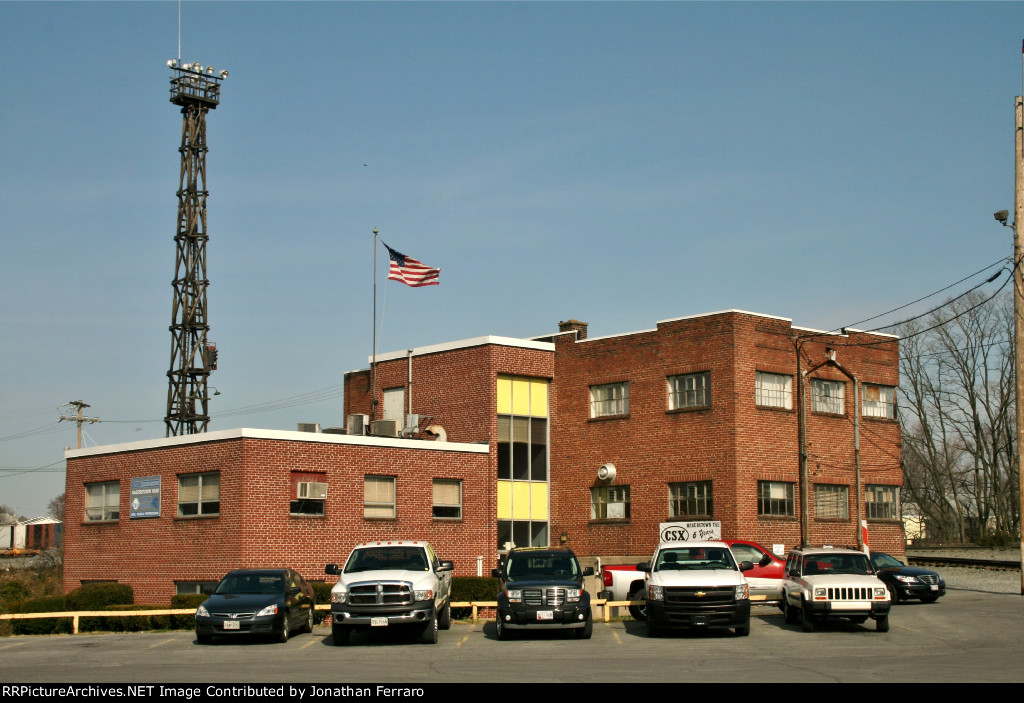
[{"left": 324, "top": 540, "right": 454, "bottom": 645}]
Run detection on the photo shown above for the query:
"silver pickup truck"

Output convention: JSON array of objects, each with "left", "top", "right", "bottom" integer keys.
[{"left": 325, "top": 541, "right": 454, "bottom": 645}]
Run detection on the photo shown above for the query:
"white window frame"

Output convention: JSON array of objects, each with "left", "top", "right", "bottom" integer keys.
[
  {"left": 432, "top": 478, "right": 462, "bottom": 519},
  {"left": 756, "top": 372, "right": 792, "bottom": 409},
  {"left": 811, "top": 378, "right": 845, "bottom": 415},
  {"left": 866, "top": 485, "right": 900, "bottom": 520},
  {"left": 84, "top": 481, "right": 119, "bottom": 522},
  {"left": 364, "top": 475, "right": 396, "bottom": 519},
  {"left": 591, "top": 485, "right": 630, "bottom": 520},
  {"left": 668, "top": 372, "right": 711, "bottom": 410},
  {"left": 177, "top": 472, "right": 220, "bottom": 517},
  {"left": 814, "top": 484, "right": 849, "bottom": 519},
  {"left": 863, "top": 384, "right": 896, "bottom": 419},
  {"left": 590, "top": 382, "right": 629, "bottom": 417}
]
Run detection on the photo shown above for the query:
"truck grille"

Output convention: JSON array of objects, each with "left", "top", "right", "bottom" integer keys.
[
  {"left": 664, "top": 586, "right": 735, "bottom": 605},
  {"left": 824, "top": 587, "right": 872, "bottom": 600},
  {"left": 523, "top": 587, "right": 567, "bottom": 607},
  {"left": 348, "top": 581, "right": 413, "bottom": 606}
]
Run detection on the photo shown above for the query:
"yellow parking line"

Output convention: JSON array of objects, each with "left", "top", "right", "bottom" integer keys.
[
  {"left": 0, "top": 641, "right": 26, "bottom": 651},
  {"left": 144, "top": 638, "right": 176, "bottom": 650},
  {"left": 611, "top": 627, "right": 623, "bottom": 645},
  {"left": 456, "top": 633, "right": 470, "bottom": 647},
  {"left": 299, "top": 637, "right": 318, "bottom": 650}
]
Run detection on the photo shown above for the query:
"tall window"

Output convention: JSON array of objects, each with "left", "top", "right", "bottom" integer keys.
[
  {"left": 177, "top": 472, "right": 219, "bottom": 517},
  {"left": 866, "top": 485, "right": 899, "bottom": 520},
  {"left": 364, "top": 476, "right": 396, "bottom": 519},
  {"left": 811, "top": 379, "right": 845, "bottom": 415},
  {"left": 497, "top": 376, "right": 550, "bottom": 550},
  {"left": 670, "top": 481, "right": 713, "bottom": 518},
  {"left": 84, "top": 481, "right": 119, "bottom": 522},
  {"left": 756, "top": 372, "right": 792, "bottom": 409},
  {"left": 758, "top": 481, "right": 795, "bottom": 517},
  {"left": 432, "top": 479, "right": 462, "bottom": 519},
  {"left": 590, "top": 382, "right": 629, "bottom": 417},
  {"left": 814, "top": 484, "right": 849, "bottom": 519},
  {"left": 291, "top": 472, "right": 327, "bottom": 516},
  {"left": 591, "top": 485, "right": 630, "bottom": 520},
  {"left": 668, "top": 373, "right": 711, "bottom": 410},
  {"left": 863, "top": 384, "right": 896, "bottom": 419}
]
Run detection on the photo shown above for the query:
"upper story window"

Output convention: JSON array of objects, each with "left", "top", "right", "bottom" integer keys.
[
  {"left": 668, "top": 372, "right": 711, "bottom": 410},
  {"left": 863, "top": 384, "right": 896, "bottom": 419},
  {"left": 814, "top": 484, "right": 849, "bottom": 520},
  {"left": 591, "top": 485, "right": 630, "bottom": 520},
  {"left": 590, "top": 382, "right": 629, "bottom": 418},
  {"left": 84, "top": 481, "right": 119, "bottom": 522},
  {"left": 811, "top": 378, "right": 845, "bottom": 415},
  {"left": 756, "top": 372, "right": 792, "bottom": 410},
  {"left": 432, "top": 478, "right": 462, "bottom": 519},
  {"left": 497, "top": 375, "right": 549, "bottom": 482},
  {"left": 291, "top": 472, "right": 327, "bottom": 516},
  {"left": 758, "top": 480, "right": 795, "bottom": 517},
  {"left": 178, "top": 472, "right": 219, "bottom": 517}
]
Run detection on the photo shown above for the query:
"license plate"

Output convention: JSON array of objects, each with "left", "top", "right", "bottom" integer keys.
[
  {"left": 536, "top": 611, "right": 554, "bottom": 621},
  {"left": 370, "top": 617, "right": 389, "bottom": 627},
  {"left": 691, "top": 615, "right": 708, "bottom": 626},
  {"left": 222, "top": 620, "right": 240, "bottom": 630},
  {"left": 930, "top": 585, "right": 939, "bottom": 591}
]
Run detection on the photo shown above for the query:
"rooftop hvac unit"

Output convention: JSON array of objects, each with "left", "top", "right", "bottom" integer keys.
[
  {"left": 297, "top": 482, "right": 328, "bottom": 500},
  {"left": 371, "top": 419, "right": 399, "bottom": 437},
  {"left": 403, "top": 414, "right": 420, "bottom": 436},
  {"left": 297, "top": 423, "right": 320, "bottom": 433},
  {"left": 347, "top": 414, "right": 369, "bottom": 436}
]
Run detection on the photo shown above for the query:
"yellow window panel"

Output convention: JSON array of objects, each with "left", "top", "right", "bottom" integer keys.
[
  {"left": 497, "top": 480, "right": 512, "bottom": 520},
  {"left": 530, "top": 379, "right": 549, "bottom": 417},
  {"left": 530, "top": 482, "right": 549, "bottom": 520},
  {"left": 512, "top": 482, "right": 531, "bottom": 520},
  {"left": 512, "top": 378, "right": 531, "bottom": 416},
  {"left": 497, "top": 376, "right": 512, "bottom": 415}
]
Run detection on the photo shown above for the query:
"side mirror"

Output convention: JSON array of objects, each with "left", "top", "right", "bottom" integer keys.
[
  {"left": 636, "top": 562, "right": 651, "bottom": 572},
  {"left": 739, "top": 560, "right": 754, "bottom": 572},
  {"left": 438, "top": 560, "right": 454, "bottom": 572},
  {"left": 582, "top": 566, "right": 594, "bottom": 577},
  {"left": 325, "top": 563, "right": 340, "bottom": 575},
  {"left": 759, "top": 554, "right": 772, "bottom": 567},
  {"left": 490, "top": 568, "right": 502, "bottom": 578}
]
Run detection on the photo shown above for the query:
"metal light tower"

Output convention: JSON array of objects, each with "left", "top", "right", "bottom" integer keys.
[{"left": 164, "top": 59, "right": 227, "bottom": 436}]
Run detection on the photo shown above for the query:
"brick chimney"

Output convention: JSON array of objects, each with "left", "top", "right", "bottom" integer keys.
[{"left": 558, "top": 319, "right": 588, "bottom": 340}]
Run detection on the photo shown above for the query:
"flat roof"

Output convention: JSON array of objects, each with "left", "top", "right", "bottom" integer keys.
[
  {"left": 65, "top": 427, "right": 490, "bottom": 460},
  {"left": 368, "top": 335, "right": 554, "bottom": 365}
]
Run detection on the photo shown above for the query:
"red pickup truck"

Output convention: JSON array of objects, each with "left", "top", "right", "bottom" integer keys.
[{"left": 599, "top": 539, "right": 786, "bottom": 619}]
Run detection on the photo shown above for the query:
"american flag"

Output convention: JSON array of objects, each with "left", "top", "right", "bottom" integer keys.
[{"left": 383, "top": 242, "right": 440, "bottom": 287}]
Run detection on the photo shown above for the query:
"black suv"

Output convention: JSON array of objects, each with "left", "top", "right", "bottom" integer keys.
[{"left": 491, "top": 546, "right": 594, "bottom": 640}]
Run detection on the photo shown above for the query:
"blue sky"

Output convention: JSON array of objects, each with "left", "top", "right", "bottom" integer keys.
[{"left": 2, "top": 1, "right": 1023, "bottom": 518}]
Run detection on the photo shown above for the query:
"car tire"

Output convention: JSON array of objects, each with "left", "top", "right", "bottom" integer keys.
[
  {"left": 800, "top": 599, "right": 815, "bottom": 633},
  {"left": 419, "top": 611, "right": 438, "bottom": 644},
  {"left": 196, "top": 631, "right": 212, "bottom": 645},
  {"left": 438, "top": 601, "right": 451, "bottom": 630},
  {"left": 304, "top": 608, "right": 314, "bottom": 633},
  {"left": 886, "top": 583, "right": 900, "bottom": 604},
  {"left": 332, "top": 625, "right": 349, "bottom": 646},
  {"left": 784, "top": 598, "right": 799, "bottom": 625},
  {"left": 647, "top": 623, "right": 662, "bottom": 638},
  {"left": 876, "top": 613, "right": 890, "bottom": 633},
  {"left": 574, "top": 615, "right": 593, "bottom": 639},
  {"left": 627, "top": 590, "right": 647, "bottom": 621},
  {"left": 495, "top": 618, "right": 510, "bottom": 641},
  {"left": 279, "top": 615, "right": 290, "bottom": 643},
  {"left": 735, "top": 620, "right": 750, "bottom": 637}
]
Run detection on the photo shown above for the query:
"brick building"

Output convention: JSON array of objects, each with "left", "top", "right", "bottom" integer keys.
[{"left": 64, "top": 310, "right": 902, "bottom": 604}]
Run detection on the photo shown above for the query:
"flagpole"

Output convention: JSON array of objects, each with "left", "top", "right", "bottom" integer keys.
[{"left": 371, "top": 227, "right": 378, "bottom": 423}]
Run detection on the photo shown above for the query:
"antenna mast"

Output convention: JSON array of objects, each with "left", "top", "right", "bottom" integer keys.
[{"left": 164, "top": 59, "right": 227, "bottom": 436}]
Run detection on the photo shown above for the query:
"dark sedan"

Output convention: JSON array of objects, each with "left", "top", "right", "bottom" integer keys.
[
  {"left": 869, "top": 552, "right": 945, "bottom": 604},
  {"left": 195, "top": 568, "right": 315, "bottom": 643}
]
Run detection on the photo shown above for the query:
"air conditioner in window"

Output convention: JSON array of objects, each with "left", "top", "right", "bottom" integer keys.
[{"left": 297, "top": 482, "right": 328, "bottom": 500}]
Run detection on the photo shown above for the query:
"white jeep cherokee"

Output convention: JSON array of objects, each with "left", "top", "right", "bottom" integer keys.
[{"left": 782, "top": 546, "right": 891, "bottom": 632}]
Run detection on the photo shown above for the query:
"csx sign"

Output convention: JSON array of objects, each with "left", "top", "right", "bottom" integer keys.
[{"left": 659, "top": 521, "right": 722, "bottom": 542}]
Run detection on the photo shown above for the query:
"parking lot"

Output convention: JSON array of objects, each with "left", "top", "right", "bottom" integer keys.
[{"left": 0, "top": 588, "right": 1022, "bottom": 683}]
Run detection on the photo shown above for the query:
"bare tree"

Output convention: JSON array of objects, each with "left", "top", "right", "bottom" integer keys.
[{"left": 897, "top": 291, "right": 1019, "bottom": 542}]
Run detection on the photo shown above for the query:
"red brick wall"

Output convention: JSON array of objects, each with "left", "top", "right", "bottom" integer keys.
[
  {"left": 548, "top": 312, "right": 904, "bottom": 561},
  {"left": 64, "top": 434, "right": 490, "bottom": 605}
]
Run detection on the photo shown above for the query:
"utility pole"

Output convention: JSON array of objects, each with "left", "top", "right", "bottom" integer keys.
[
  {"left": 58, "top": 400, "right": 100, "bottom": 450},
  {"left": 1015, "top": 94, "right": 1024, "bottom": 596}
]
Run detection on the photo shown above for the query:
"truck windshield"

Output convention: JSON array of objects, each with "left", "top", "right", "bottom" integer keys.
[
  {"left": 504, "top": 554, "right": 580, "bottom": 582},
  {"left": 654, "top": 547, "right": 737, "bottom": 571},
  {"left": 802, "top": 553, "right": 872, "bottom": 576},
  {"left": 344, "top": 547, "right": 429, "bottom": 573}
]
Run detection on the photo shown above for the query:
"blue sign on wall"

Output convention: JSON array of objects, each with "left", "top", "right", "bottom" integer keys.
[{"left": 130, "top": 476, "right": 161, "bottom": 518}]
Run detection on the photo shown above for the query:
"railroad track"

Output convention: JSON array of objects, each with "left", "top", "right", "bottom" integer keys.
[{"left": 907, "top": 555, "right": 1020, "bottom": 571}]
